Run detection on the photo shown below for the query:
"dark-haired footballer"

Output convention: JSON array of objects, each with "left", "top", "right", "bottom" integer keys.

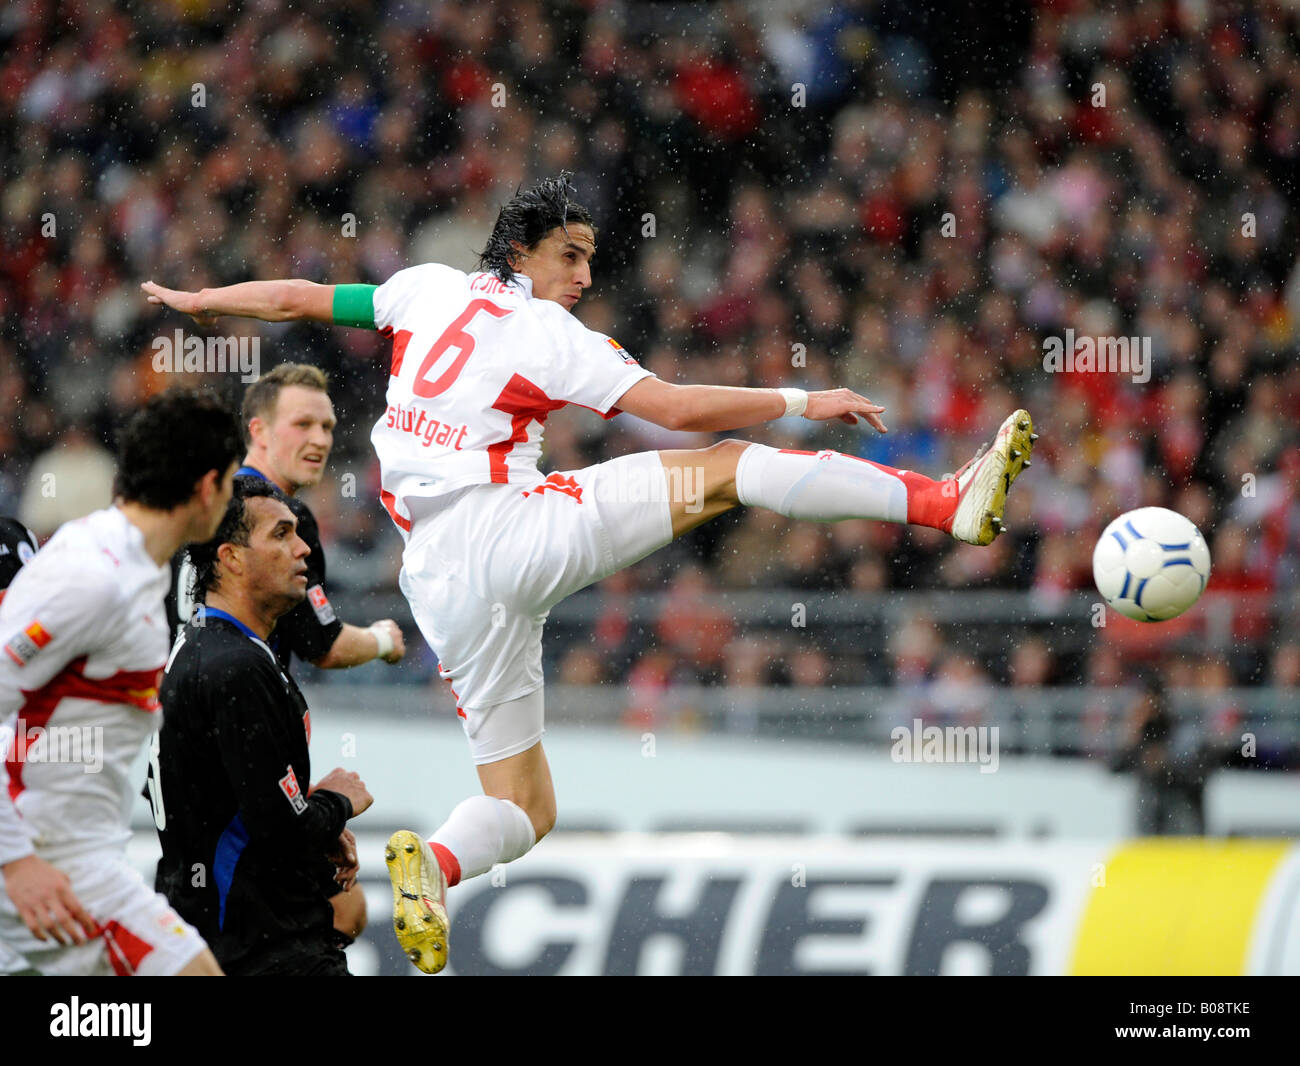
[
  {"left": 143, "top": 172, "right": 1037, "bottom": 974},
  {"left": 0, "top": 388, "right": 240, "bottom": 976},
  {"left": 149, "top": 476, "right": 373, "bottom": 975}
]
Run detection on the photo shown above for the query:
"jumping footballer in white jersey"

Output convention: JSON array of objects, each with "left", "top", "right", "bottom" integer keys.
[
  {"left": 0, "top": 389, "right": 242, "bottom": 976},
  {"left": 142, "top": 174, "right": 1037, "bottom": 974}
]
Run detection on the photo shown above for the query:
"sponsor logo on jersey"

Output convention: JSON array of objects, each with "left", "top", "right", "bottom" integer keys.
[
  {"left": 384, "top": 403, "right": 470, "bottom": 450},
  {"left": 307, "top": 584, "right": 337, "bottom": 625},
  {"left": 4, "top": 620, "right": 52, "bottom": 666},
  {"left": 278, "top": 765, "right": 308, "bottom": 814},
  {"left": 608, "top": 338, "right": 638, "bottom": 365}
]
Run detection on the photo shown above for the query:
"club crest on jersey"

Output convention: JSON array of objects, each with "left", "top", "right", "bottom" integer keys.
[
  {"left": 307, "top": 585, "right": 336, "bottom": 625},
  {"left": 4, "top": 620, "right": 52, "bottom": 666},
  {"left": 607, "top": 338, "right": 637, "bottom": 365},
  {"left": 278, "top": 765, "right": 308, "bottom": 814}
]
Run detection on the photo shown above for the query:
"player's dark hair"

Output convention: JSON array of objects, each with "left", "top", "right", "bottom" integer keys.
[
  {"left": 0, "top": 516, "right": 39, "bottom": 597},
  {"left": 190, "top": 475, "right": 288, "bottom": 596},
  {"left": 477, "top": 171, "right": 595, "bottom": 284},
  {"left": 114, "top": 388, "right": 243, "bottom": 509},
  {"left": 241, "top": 363, "right": 331, "bottom": 447}
]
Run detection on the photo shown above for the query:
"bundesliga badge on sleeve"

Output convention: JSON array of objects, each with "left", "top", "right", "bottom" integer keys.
[
  {"left": 306, "top": 585, "right": 336, "bottom": 625},
  {"left": 278, "top": 765, "right": 308, "bottom": 814}
]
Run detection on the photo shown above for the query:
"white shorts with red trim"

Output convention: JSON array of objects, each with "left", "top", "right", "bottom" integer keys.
[
  {"left": 399, "top": 451, "right": 673, "bottom": 763},
  {"left": 0, "top": 849, "right": 207, "bottom": 976}
]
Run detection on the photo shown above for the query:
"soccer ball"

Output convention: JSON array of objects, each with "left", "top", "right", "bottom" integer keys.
[{"left": 1092, "top": 507, "right": 1212, "bottom": 622}]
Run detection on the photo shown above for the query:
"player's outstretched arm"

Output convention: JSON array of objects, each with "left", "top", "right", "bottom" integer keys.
[
  {"left": 618, "top": 378, "right": 888, "bottom": 434},
  {"left": 141, "top": 279, "right": 337, "bottom": 325}
]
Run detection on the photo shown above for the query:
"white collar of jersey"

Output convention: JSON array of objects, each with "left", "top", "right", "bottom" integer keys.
[
  {"left": 110, "top": 504, "right": 167, "bottom": 578},
  {"left": 509, "top": 273, "right": 534, "bottom": 297}
]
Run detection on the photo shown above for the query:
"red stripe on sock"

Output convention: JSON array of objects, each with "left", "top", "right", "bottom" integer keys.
[
  {"left": 863, "top": 460, "right": 956, "bottom": 532},
  {"left": 429, "top": 841, "right": 461, "bottom": 888}
]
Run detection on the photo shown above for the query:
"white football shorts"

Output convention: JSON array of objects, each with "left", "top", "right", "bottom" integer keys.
[
  {"left": 0, "top": 848, "right": 208, "bottom": 976},
  {"left": 400, "top": 451, "right": 674, "bottom": 763}
]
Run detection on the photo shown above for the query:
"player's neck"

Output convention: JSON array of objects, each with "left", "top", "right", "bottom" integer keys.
[
  {"left": 116, "top": 501, "right": 193, "bottom": 567},
  {"left": 240, "top": 454, "right": 297, "bottom": 497},
  {"left": 204, "top": 589, "right": 276, "bottom": 641}
]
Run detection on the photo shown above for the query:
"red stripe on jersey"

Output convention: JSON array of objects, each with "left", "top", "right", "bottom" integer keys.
[
  {"left": 102, "top": 920, "right": 154, "bottom": 976},
  {"left": 379, "top": 489, "right": 412, "bottom": 532},
  {"left": 437, "top": 670, "right": 467, "bottom": 719},
  {"left": 487, "top": 374, "right": 565, "bottom": 483},
  {"left": 6, "top": 657, "right": 164, "bottom": 802},
  {"left": 5, "top": 694, "right": 57, "bottom": 803},
  {"left": 389, "top": 329, "right": 413, "bottom": 377}
]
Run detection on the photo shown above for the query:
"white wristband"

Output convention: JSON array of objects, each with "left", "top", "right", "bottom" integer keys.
[
  {"left": 369, "top": 623, "right": 394, "bottom": 659},
  {"left": 777, "top": 388, "right": 808, "bottom": 418}
]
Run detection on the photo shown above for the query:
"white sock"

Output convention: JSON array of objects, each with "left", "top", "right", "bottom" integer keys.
[
  {"left": 428, "top": 795, "right": 537, "bottom": 884},
  {"left": 735, "top": 443, "right": 909, "bottom": 523}
]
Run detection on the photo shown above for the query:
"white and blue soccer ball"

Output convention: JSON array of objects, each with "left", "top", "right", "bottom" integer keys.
[{"left": 1092, "top": 507, "right": 1212, "bottom": 622}]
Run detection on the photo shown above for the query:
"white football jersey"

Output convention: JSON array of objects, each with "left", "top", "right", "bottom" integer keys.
[
  {"left": 0, "top": 508, "right": 170, "bottom": 865},
  {"left": 368, "top": 265, "right": 654, "bottom": 535}
]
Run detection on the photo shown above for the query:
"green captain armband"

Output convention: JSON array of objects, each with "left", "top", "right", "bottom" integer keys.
[{"left": 332, "top": 284, "right": 378, "bottom": 329}]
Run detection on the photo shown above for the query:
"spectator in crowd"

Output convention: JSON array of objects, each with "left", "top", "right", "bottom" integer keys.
[
  {"left": 17, "top": 427, "right": 116, "bottom": 538},
  {"left": 1109, "top": 673, "right": 1207, "bottom": 835}
]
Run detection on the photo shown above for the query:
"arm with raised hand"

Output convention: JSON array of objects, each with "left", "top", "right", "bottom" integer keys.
[
  {"left": 617, "top": 378, "right": 889, "bottom": 434},
  {"left": 140, "top": 280, "right": 377, "bottom": 328}
]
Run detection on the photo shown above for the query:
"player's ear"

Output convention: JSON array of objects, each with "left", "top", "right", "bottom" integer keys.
[
  {"left": 215, "top": 540, "right": 242, "bottom": 579},
  {"left": 247, "top": 415, "right": 267, "bottom": 449},
  {"left": 192, "top": 468, "right": 218, "bottom": 507}
]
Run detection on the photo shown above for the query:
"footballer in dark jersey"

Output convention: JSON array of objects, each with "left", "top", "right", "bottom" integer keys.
[{"left": 151, "top": 477, "right": 372, "bottom": 975}]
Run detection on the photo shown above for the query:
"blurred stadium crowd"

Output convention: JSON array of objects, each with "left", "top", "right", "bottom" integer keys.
[{"left": 0, "top": 0, "right": 1297, "bottom": 763}]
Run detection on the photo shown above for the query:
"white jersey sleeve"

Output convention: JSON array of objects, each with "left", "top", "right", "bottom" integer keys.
[
  {"left": 536, "top": 302, "right": 653, "bottom": 417},
  {"left": 373, "top": 264, "right": 463, "bottom": 335},
  {"left": 0, "top": 568, "right": 118, "bottom": 866}
]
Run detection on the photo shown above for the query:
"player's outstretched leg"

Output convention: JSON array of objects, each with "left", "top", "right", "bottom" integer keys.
[{"left": 662, "top": 409, "right": 1036, "bottom": 546}]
